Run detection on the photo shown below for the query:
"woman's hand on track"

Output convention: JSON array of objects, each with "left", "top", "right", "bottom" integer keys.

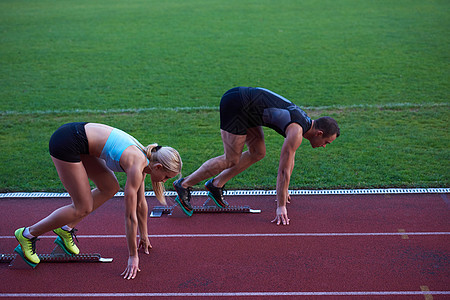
[
  {"left": 271, "top": 205, "right": 290, "bottom": 225},
  {"left": 121, "top": 255, "right": 140, "bottom": 280},
  {"left": 139, "top": 237, "right": 152, "bottom": 254}
]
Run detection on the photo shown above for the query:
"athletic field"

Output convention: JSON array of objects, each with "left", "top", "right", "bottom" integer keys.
[
  {"left": 1, "top": 0, "right": 448, "bottom": 192},
  {"left": 0, "top": 1, "right": 449, "bottom": 298}
]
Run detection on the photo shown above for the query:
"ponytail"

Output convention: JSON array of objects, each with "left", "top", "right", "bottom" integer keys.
[
  {"left": 143, "top": 143, "right": 182, "bottom": 206},
  {"left": 143, "top": 143, "right": 160, "bottom": 159}
]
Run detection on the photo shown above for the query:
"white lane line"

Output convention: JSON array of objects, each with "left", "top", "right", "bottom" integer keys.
[
  {"left": 1, "top": 232, "right": 449, "bottom": 239},
  {"left": 1, "top": 102, "right": 448, "bottom": 116},
  {"left": 0, "top": 291, "right": 449, "bottom": 297},
  {"left": 0, "top": 106, "right": 218, "bottom": 116},
  {"left": 1, "top": 187, "right": 449, "bottom": 198}
]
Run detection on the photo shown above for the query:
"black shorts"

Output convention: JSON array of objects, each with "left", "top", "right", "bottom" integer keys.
[
  {"left": 220, "top": 87, "right": 259, "bottom": 135},
  {"left": 49, "top": 122, "right": 89, "bottom": 162}
]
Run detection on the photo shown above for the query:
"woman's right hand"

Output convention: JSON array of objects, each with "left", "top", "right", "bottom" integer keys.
[
  {"left": 121, "top": 255, "right": 140, "bottom": 280},
  {"left": 138, "top": 237, "right": 152, "bottom": 254}
]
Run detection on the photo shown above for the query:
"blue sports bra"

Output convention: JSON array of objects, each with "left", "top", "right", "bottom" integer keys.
[{"left": 99, "top": 128, "right": 149, "bottom": 172}]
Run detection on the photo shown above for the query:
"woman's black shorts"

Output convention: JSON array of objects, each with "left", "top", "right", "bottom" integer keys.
[{"left": 49, "top": 122, "right": 89, "bottom": 162}]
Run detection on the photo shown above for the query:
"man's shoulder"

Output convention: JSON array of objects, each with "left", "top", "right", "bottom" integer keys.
[{"left": 285, "top": 122, "right": 304, "bottom": 137}]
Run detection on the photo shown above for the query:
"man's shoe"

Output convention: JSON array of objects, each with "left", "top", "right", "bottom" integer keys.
[
  {"left": 205, "top": 178, "right": 229, "bottom": 208},
  {"left": 173, "top": 178, "right": 194, "bottom": 216},
  {"left": 14, "top": 227, "right": 40, "bottom": 264},
  {"left": 53, "top": 227, "right": 80, "bottom": 255}
]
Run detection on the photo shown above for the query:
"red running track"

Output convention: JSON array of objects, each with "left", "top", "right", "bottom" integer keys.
[{"left": 0, "top": 192, "right": 449, "bottom": 299}]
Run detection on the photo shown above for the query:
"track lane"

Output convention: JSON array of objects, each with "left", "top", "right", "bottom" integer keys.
[{"left": 0, "top": 193, "right": 448, "bottom": 298}]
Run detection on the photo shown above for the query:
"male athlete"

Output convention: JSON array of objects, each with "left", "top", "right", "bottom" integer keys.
[{"left": 173, "top": 87, "right": 340, "bottom": 225}]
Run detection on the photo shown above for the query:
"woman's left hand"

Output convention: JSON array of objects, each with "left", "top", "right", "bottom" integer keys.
[
  {"left": 271, "top": 205, "right": 290, "bottom": 226},
  {"left": 121, "top": 255, "right": 140, "bottom": 280},
  {"left": 138, "top": 237, "right": 152, "bottom": 254}
]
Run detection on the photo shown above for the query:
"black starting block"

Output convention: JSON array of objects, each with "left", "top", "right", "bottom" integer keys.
[
  {"left": 1, "top": 237, "right": 113, "bottom": 269},
  {"left": 150, "top": 197, "right": 261, "bottom": 218}
]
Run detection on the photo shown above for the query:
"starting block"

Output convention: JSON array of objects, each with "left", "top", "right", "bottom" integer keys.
[
  {"left": 1, "top": 238, "right": 113, "bottom": 269},
  {"left": 150, "top": 196, "right": 261, "bottom": 218}
]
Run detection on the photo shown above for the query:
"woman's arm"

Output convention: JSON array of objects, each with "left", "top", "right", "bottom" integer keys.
[
  {"left": 136, "top": 176, "right": 152, "bottom": 254},
  {"left": 121, "top": 164, "right": 144, "bottom": 280}
]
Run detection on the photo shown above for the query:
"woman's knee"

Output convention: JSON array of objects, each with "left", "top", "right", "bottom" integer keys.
[
  {"left": 97, "top": 178, "right": 120, "bottom": 198},
  {"left": 82, "top": 155, "right": 120, "bottom": 197},
  {"left": 73, "top": 203, "right": 94, "bottom": 218},
  {"left": 109, "top": 180, "right": 120, "bottom": 195}
]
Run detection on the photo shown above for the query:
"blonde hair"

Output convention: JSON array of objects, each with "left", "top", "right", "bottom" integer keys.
[{"left": 143, "top": 143, "right": 182, "bottom": 205}]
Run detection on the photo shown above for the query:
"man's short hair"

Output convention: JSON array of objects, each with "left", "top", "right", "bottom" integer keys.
[{"left": 314, "top": 116, "right": 340, "bottom": 138}]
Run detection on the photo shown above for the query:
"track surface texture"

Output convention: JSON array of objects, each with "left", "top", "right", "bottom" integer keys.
[{"left": 0, "top": 192, "right": 449, "bottom": 299}]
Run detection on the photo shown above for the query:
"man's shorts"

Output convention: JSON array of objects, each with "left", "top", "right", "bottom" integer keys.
[{"left": 220, "top": 87, "right": 259, "bottom": 135}]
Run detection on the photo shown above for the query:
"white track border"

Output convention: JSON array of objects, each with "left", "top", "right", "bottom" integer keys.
[
  {"left": 0, "top": 188, "right": 448, "bottom": 198},
  {"left": 1, "top": 291, "right": 450, "bottom": 297}
]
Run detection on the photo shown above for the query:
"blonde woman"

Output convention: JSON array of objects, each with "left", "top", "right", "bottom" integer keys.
[{"left": 14, "top": 122, "right": 182, "bottom": 280}]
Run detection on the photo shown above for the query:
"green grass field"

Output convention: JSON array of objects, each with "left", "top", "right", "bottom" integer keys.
[{"left": 1, "top": 0, "right": 449, "bottom": 192}]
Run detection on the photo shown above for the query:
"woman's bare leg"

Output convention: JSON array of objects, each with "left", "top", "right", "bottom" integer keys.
[
  {"left": 66, "top": 155, "right": 120, "bottom": 228},
  {"left": 28, "top": 157, "right": 95, "bottom": 237}
]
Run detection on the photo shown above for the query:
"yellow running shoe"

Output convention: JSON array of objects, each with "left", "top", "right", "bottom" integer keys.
[
  {"left": 14, "top": 227, "right": 40, "bottom": 264},
  {"left": 53, "top": 228, "right": 80, "bottom": 255}
]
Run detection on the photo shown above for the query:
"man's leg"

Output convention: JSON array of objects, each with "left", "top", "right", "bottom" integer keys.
[
  {"left": 181, "top": 130, "right": 247, "bottom": 188},
  {"left": 202, "top": 127, "right": 265, "bottom": 207},
  {"left": 213, "top": 126, "right": 266, "bottom": 187},
  {"left": 173, "top": 130, "right": 247, "bottom": 214}
]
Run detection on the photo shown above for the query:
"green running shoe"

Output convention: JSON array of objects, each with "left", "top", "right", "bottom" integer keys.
[
  {"left": 173, "top": 178, "right": 194, "bottom": 216},
  {"left": 53, "top": 227, "right": 80, "bottom": 255},
  {"left": 205, "top": 178, "right": 229, "bottom": 208},
  {"left": 14, "top": 227, "right": 40, "bottom": 264}
]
